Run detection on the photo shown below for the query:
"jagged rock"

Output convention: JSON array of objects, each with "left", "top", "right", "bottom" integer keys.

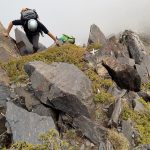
[
  {"left": 105, "top": 36, "right": 129, "bottom": 58},
  {"left": 0, "top": 83, "right": 10, "bottom": 108},
  {"left": 137, "top": 91, "right": 150, "bottom": 102},
  {"left": 32, "top": 104, "right": 57, "bottom": 121},
  {"left": 120, "top": 31, "right": 150, "bottom": 83},
  {"left": 15, "top": 28, "right": 46, "bottom": 55},
  {"left": 84, "top": 48, "right": 115, "bottom": 69},
  {"left": 6, "top": 102, "right": 56, "bottom": 144},
  {"left": 73, "top": 115, "right": 107, "bottom": 145},
  {"left": 0, "top": 47, "right": 13, "bottom": 62},
  {"left": 14, "top": 86, "right": 40, "bottom": 111},
  {"left": 0, "top": 68, "right": 9, "bottom": 85},
  {"left": 120, "top": 30, "right": 146, "bottom": 64},
  {"left": 0, "top": 116, "right": 6, "bottom": 142},
  {"left": 133, "top": 144, "right": 150, "bottom": 150},
  {"left": 108, "top": 98, "right": 122, "bottom": 127},
  {"left": 135, "top": 55, "right": 150, "bottom": 83},
  {"left": 87, "top": 24, "right": 107, "bottom": 47},
  {"left": 0, "top": 131, "right": 11, "bottom": 149},
  {"left": 135, "top": 62, "right": 149, "bottom": 83},
  {"left": 139, "top": 33, "right": 150, "bottom": 55},
  {"left": 99, "top": 140, "right": 114, "bottom": 150},
  {"left": 142, "top": 55, "right": 150, "bottom": 77},
  {"left": 121, "top": 120, "right": 135, "bottom": 148},
  {"left": 133, "top": 99, "right": 145, "bottom": 112},
  {"left": 24, "top": 61, "right": 93, "bottom": 118},
  {"left": 0, "top": 83, "right": 10, "bottom": 119},
  {"left": 126, "top": 91, "right": 145, "bottom": 112},
  {"left": 117, "top": 57, "right": 135, "bottom": 66},
  {"left": 102, "top": 56, "right": 141, "bottom": 92},
  {"left": 0, "top": 83, "right": 10, "bottom": 146},
  {"left": 0, "top": 22, "right": 19, "bottom": 61},
  {"left": 57, "top": 113, "right": 72, "bottom": 132},
  {"left": 14, "top": 86, "right": 56, "bottom": 120},
  {"left": 108, "top": 86, "right": 127, "bottom": 99},
  {"left": 107, "top": 87, "right": 126, "bottom": 118}
]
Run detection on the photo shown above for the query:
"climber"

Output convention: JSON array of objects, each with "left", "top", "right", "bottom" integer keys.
[{"left": 3, "top": 8, "right": 59, "bottom": 53}]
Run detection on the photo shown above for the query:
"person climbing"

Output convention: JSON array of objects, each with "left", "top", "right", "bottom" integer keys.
[{"left": 3, "top": 8, "right": 59, "bottom": 53}]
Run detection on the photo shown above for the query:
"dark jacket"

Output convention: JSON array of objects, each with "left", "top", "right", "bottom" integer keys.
[{"left": 12, "top": 19, "right": 49, "bottom": 36}]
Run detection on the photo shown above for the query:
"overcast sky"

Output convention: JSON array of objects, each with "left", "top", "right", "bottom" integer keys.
[{"left": 0, "top": 0, "right": 150, "bottom": 46}]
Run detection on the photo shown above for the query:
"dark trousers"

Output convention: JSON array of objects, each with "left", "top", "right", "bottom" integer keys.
[{"left": 27, "top": 34, "right": 39, "bottom": 53}]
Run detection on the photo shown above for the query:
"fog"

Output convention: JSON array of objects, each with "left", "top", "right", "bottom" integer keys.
[{"left": 0, "top": 0, "right": 150, "bottom": 46}]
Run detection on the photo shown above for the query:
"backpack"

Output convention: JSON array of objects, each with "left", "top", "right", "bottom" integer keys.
[
  {"left": 20, "top": 9, "right": 43, "bottom": 34},
  {"left": 60, "top": 34, "right": 75, "bottom": 44},
  {"left": 21, "top": 9, "right": 38, "bottom": 21}
]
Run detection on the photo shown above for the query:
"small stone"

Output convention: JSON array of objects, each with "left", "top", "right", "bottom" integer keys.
[
  {"left": 80, "top": 144, "right": 85, "bottom": 150},
  {"left": 91, "top": 143, "right": 95, "bottom": 147}
]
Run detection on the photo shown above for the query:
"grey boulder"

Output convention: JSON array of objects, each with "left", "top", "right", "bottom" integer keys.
[
  {"left": 6, "top": 102, "right": 56, "bottom": 144},
  {"left": 73, "top": 115, "right": 107, "bottom": 145},
  {"left": 24, "top": 61, "right": 93, "bottom": 118},
  {"left": 120, "top": 30, "right": 146, "bottom": 64},
  {"left": 88, "top": 24, "right": 107, "bottom": 47},
  {"left": 102, "top": 56, "right": 141, "bottom": 92},
  {"left": 0, "top": 22, "right": 19, "bottom": 61}
]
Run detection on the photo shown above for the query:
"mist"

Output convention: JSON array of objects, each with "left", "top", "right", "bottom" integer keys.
[{"left": 0, "top": 0, "right": 150, "bottom": 46}]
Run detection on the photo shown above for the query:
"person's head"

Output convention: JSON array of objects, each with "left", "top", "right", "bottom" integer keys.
[{"left": 27, "top": 19, "right": 38, "bottom": 32}]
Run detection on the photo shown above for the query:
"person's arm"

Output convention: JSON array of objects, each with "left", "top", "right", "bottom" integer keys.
[
  {"left": 38, "top": 22, "right": 59, "bottom": 45},
  {"left": 3, "top": 21, "right": 13, "bottom": 37},
  {"left": 47, "top": 32, "right": 57, "bottom": 42},
  {"left": 3, "top": 20, "right": 23, "bottom": 37}
]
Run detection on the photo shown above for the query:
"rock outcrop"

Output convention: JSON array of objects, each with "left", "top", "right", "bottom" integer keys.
[
  {"left": 0, "top": 22, "right": 19, "bottom": 61},
  {"left": 0, "top": 83, "right": 11, "bottom": 147},
  {"left": 6, "top": 102, "right": 56, "bottom": 144},
  {"left": 24, "top": 61, "right": 93, "bottom": 118},
  {"left": 88, "top": 24, "right": 107, "bottom": 47},
  {"left": 120, "top": 30, "right": 150, "bottom": 83},
  {"left": 73, "top": 115, "right": 107, "bottom": 145},
  {"left": 120, "top": 30, "right": 146, "bottom": 64},
  {"left": 102, "top": 57, "right": 141, "bottom": 92}
]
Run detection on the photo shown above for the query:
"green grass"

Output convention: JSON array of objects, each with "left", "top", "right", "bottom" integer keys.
[
  {"left": 122, "top": 101, "right": 150, "bottom": 144},
  {"left": 7, "top": 129, "right": 74, "bottom": 150},
  {"left": 141, "top": 82, "right": 150, "bottom": 92},
  {"left": 94, "top": 91, "right": 115, "bottom": 104},
  {"left": 107, "top": 129, "right": 129, "bottom": 150},
  {"left": 1, "top": 44, "right": 85, "bottom": 83}
]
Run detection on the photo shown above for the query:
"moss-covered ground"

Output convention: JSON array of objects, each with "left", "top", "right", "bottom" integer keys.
[{"left": 122, "top": 99, "right": 150, "bottom": 144}]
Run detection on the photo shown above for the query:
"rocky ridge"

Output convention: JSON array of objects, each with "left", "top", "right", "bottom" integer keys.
[{"left": 0, "top": 22, "right": 150, "bottom": 150}]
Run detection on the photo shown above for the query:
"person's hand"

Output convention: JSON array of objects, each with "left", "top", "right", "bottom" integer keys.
[
  {"left": 21, "top": 8, "right": 28, "bottom": 12},
  {"left": 55, "top": 39, "right": 60, "bottom": 46},
  {"left": 3, "top": 32, "right": 9, "bottom": 37}
]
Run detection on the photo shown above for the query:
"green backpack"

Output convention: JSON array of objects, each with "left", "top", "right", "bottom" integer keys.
[{"left": 59, "top": 34, "right": 75, "bottom": 44}]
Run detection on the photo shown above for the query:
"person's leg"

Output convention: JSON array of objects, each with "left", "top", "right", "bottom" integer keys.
[
  {"left": 26, "top": 34, "right": 33, "bottom": 44},
  {"left": 32, "top": 34, "right": 39, "bottom": 53}
]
